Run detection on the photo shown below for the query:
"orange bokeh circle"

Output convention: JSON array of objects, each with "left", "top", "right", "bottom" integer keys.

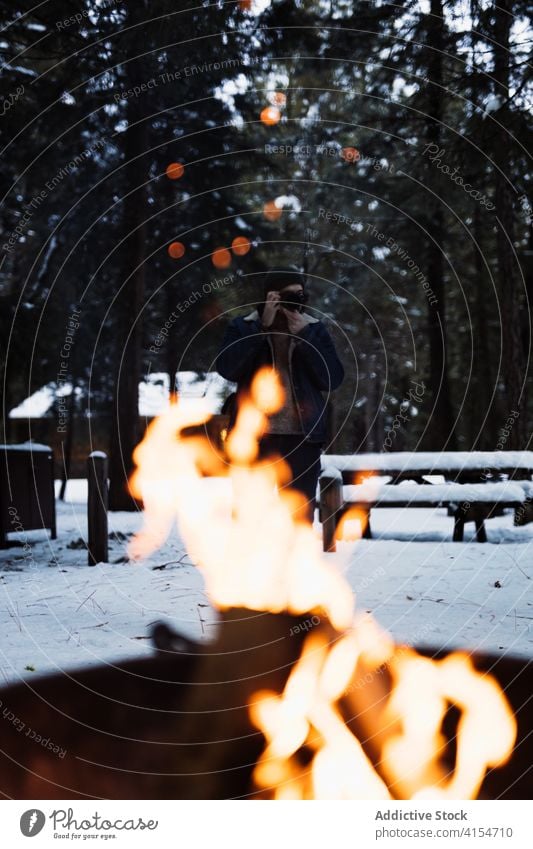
[
  {"left": 231, "top": 236, "right": 251, "bottom": 256},
  {"left": 166, "top": 162, "right": 185, "bottom": 180},
  {"left": 212, "top": 247, "right": 232, "bottom": 269},
  {"left": 168, "top": 241, "right": 185, "bottom": 259},
  {"left": 269, "top": 91, "right": 286, "bottom": 107},
  {"left": 263, "top": 200, "right": 282, "bottom": 222},
  {"left": 341, "top": 147, "right": 360, "bottom": 163},
  {"left": 260, "top": 106, "right": 281, "bottom": 126}
]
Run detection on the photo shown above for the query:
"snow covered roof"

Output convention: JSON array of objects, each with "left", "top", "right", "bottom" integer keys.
[
  {"left": 0, "top": 441, "right": 52, "bottom": 452},
  {"left": 9, "top": 384, "right": 83, "bottom": 419},
  {"left": 139, "top": 371, "right": 234, "bottom": 416},
  {"left": 9, "top": 372, "right": 235, "bottom": 419}
]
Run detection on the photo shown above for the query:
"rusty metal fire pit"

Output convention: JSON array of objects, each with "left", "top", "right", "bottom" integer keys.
[{"left": 0, "top": 617, "right": 530, "bottom": 800}]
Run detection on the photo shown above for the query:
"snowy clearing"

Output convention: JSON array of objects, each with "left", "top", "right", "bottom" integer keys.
[{"left": 0, "top": 479, "right": 531, "bottom": 687}]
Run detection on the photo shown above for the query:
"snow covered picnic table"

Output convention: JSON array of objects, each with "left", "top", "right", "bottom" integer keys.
[
  {"left": 320, "top": 452, "right": 533, "bottom": 551},
  {"left": 322, "top": 450, "right": 533, "bottom": 478},
  {"left": 342, "top": 481, "right": 530, "bottom": 505}
]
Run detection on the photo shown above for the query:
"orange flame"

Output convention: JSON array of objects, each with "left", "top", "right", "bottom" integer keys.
[
  {"left": 381, "top": 650, "right": 517, "bottom": 799},
  {"left": 336, "top": 505, "right": 369, "bottom": 542},
  {"left": 251, "top": 624, "right": 394, "bottom": 799},
  {"left": 128, "top": 369, "right": 517, "bottom": 799},
  {"left": 129, "top": 369, "right": 352, "bottom": 629}
]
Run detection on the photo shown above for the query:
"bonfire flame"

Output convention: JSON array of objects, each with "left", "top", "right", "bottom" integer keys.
[
  {"left": 129, "top": 368, "right": 351, "bottom": 629},
  {"left": 128, "top": 367, "right": 517, "bottom": 799},
  {"left": 382, "top": 650, "right": 517, "bottom": 800}
]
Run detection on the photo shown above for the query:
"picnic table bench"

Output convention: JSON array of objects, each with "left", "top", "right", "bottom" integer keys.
[{"left": 319, "top": 451, "right": 533, "bottom": 551}]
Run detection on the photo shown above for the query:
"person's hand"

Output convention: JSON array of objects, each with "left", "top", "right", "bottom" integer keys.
[
  {"left": 283, "top": 308, "right": 308, "bottom": 336},
  {"left": 261, "top": 290, "right": 280, "bottom": 328}
]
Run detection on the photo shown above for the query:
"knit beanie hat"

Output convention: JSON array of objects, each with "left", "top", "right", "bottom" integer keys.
[
  {"left": 257, "top": 265, "right": 307, "bottom": 315},
  {"left": 260, "top": 265, "right": 307, "bottom": 297}
]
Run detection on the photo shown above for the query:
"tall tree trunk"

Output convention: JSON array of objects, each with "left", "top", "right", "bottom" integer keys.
[
  {"left": 164, "top": 280, "right": 179, "bottom": 397},
  {"left": 108, "top": 10, "right": 148, "bottom": 510},
  {"left": 468, "top": 2, "right": 498, "bottom": 450},
  {"left": 422, "top": 0, "right": 457, "bottom": 450},
  {"left": 471, "top": 205, "right": 498, "bottom": 448},
  {"left": 370, "top": 353, "right": 384, "bottom": 451},
  {"left": 492, "top": 0, "right": 527, "bottom": 448},
  {"left": 522, "top": 220, "right": 533, "bottom": 402}
]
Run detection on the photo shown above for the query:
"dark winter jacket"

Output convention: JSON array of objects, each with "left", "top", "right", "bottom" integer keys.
[{"left": 215, "top": 310, "right": 345, "bottom": 443}]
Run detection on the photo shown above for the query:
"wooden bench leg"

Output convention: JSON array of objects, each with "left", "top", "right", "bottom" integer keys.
[
  {"left": 475, "top": 519, "right": 487, "bottom": 542},
  {"left": 49, "top": 455, "right": 57, "bottom": 540},
  {"left": 323, "top": 515, "right": 336, "bottom": 552},
  {"left": 362, "top": 509, "right": 372, "bottom": 539},
  {"left": 320, "top": 473, "right": 343, "bottom": 553},
  {"left": 453, "top": 514, "right": 465, "bottom": 542}
]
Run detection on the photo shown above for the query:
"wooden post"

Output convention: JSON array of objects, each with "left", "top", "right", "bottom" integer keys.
[
  {"left": 48, "top": 449, "right": 57, "bottom": 539},
  {"left": 453, "top": 504, "right": 465, "bottom": 542},
  {"left": 362, "top": 507, "right": 372, "bottom": 539},
  {"left": 320, "top": 469, "right": 343, "bottom": 553},
  {"left": 87, "top": 451, "right": 108, "bottom": 565}
]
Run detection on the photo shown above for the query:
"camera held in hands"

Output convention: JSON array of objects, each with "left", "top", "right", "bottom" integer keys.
[{"left": 279, "top": 290, "right": 308, "bottom": 312}]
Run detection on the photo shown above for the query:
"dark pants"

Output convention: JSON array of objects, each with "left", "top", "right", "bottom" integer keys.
[{"left": 257, "top": 435, "right": 322, "bottom": 523}]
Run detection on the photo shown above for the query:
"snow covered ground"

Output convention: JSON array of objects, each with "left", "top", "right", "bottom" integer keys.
[{"left": 0, "top": 479, "right": 531, "bottom": 687}]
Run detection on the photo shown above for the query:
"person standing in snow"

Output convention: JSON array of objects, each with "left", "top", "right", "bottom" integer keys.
[{"left": 216, "top": 266, "right": 344, "bottom": 522}]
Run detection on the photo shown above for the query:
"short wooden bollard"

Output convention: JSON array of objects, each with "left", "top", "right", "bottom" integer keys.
[{"left": 87, "top": 451, "right": 108, "bottom": 565}]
